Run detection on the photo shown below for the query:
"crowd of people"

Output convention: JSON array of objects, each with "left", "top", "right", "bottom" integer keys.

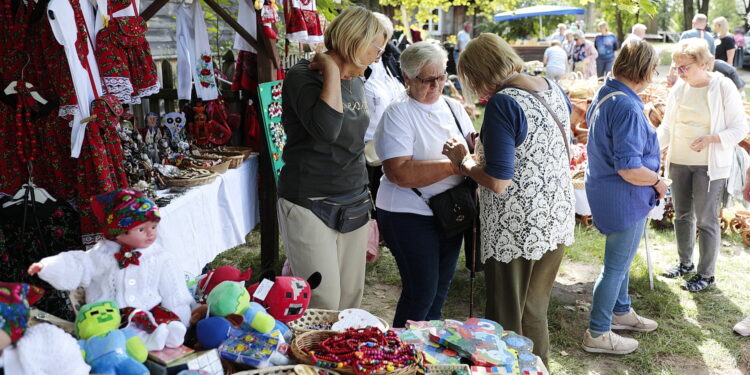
[
  {"left": 278, "top": 5, "right": 750, "bottom": 366},
  {"left": 544, "top": 14, "right": 748, "bottom": 80}
]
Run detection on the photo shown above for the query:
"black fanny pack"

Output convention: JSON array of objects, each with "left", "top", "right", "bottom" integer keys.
[
  {"left": 413, "top": 179, "right": 476, "bottom": 238},
  {"left": 307, "top": 188, "right": 372, "bottom": 233}
]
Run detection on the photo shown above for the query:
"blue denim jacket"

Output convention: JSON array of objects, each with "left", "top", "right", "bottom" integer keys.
[{"left": 585, "top": 78, "right": 661, "bottom": 234}]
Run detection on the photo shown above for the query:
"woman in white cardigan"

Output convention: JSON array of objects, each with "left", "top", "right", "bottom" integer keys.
[{"left": 659, "top": 38, "right": 748, "bottom": 292}]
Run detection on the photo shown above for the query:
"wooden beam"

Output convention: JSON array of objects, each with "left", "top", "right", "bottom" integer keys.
[
  {"left": 256, "top": 12, "right": 280, "bottom": 276},
  {"left": 141, "top": 0, "right": 169, "bottom": 21},
  {"left": 202, "top": 0, "right": 279, "bottom": 70}
]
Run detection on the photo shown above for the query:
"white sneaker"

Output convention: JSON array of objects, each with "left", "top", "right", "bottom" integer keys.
[
  {"left": 611, "top": 308, "right": 658, "bottom": 332},
  {"left": 582, "top": 329, "right": 639, "bottom": 355},
  {"left": 734, "top": 316, "right": 750, "bottom": 336}
]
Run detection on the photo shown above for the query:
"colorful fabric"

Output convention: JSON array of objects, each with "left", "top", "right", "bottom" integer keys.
[
  {"left": 0, "top": 283, "right": 44, "bottom": 342},
  {"left": 120, "top": 305, "right": 180, "bottom": 332},
  {"left": 95, "top": 16, "right": 160, "bottom": 104},
  {"left": 114, "top": 246, "right": 142, "bottom": 268},
  {"left": 91, "top": 189, "right": 160, "bottom": 239},
  {"left": 284, "top": 0, "right": 323, "bottom": 44}
]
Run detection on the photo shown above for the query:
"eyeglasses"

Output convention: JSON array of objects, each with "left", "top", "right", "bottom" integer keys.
[
  {"left": 373, "top": 43, "right": 386, "bottom": 58},
  {"left": 676, "top": 63, "right": 693, "bottom": 74},
  {"left": 415, "top": 73, "right": 447, "bottom": 85}
]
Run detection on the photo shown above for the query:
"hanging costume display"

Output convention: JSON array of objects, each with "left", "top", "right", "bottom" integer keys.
[
  {"left": 176, "top": 0, "right": 219, "bottom": 101},
  {"left": 94, "top": 0, "right": 161, "bottom": 105},
  {"left": 48, "top": 0, "right": 128, "bottom": 244},
  {"left": 232, "top": 0, "right": 262, "bottom": 149},
  {"left": 284, "top": 0, "right": 323, "bottom": 44}
]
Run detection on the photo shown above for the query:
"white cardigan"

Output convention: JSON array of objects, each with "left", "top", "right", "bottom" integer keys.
[
  {"left": 38, "top": 240, "right": 193, "bottom": 325},
  {"left": 658, "top": 72, "right": 748, "bottom": 181}
]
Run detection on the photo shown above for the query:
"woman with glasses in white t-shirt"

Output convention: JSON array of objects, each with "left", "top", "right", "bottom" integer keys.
[{"left": 374, "top": 41, "right": 475, "bottom": 328}]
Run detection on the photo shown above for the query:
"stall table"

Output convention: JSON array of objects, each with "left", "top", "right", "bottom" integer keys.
[{"left": 156, "top": 155, "right": 259, "bottom": 276}]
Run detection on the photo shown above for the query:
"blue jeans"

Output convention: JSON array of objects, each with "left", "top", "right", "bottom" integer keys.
[
  {"left": 377, "top": 209, "right": 463, "bottom": 328},
  {"left": 589, "top": 217, "right": 647, "bottom": 333},
  {"left": 596, "top": 58, "right": 614, "bottom": 78}
]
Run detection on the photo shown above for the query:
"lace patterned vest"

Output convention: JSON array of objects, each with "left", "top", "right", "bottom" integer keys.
[{"left": 477, "top": 85, "right": 575, "bottom": 263}]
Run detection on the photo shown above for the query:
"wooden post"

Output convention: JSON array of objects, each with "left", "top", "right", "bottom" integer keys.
[
  {"left": 256, "top": 12, "right": 279, "bottom": 275},
  {"left": 161, "top": 61, "right": 175, "bottom": 113},
  {"left": 141, "top": 0, "right": 170, "bottom": 21}
]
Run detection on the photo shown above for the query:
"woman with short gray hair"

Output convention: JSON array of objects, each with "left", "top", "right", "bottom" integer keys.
[{"left": 374, "top": 41, "right": 475, "bottom": 327}]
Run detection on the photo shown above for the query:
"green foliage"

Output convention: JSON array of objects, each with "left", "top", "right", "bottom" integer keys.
[
  {"left": 709, "top": 0, "right": 744, "bottom": 30},
  {"left": 379, "top": 0, "right": 518, "bottom": 27}
]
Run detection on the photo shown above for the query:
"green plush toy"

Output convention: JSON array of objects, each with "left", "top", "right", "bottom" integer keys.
[
  {"left": 206, "top": 281, "right": 251, "bottom": 317},
  {"left": 75, "top": 301, "right": 149, "bottom": 375}
]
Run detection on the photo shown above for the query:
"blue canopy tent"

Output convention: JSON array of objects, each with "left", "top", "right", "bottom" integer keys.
[{"left": 493, "top": 5, "right": 585, "bottom": 39}]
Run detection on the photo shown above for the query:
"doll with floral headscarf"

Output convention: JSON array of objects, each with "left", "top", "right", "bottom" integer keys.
[
  {"left": 0, "top": 282, "right": 90, "bottom": 374},
  {"left": 28, "top": 189, "right": 194, "bottom": 350}
]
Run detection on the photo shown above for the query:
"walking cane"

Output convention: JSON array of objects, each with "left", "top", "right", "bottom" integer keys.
[
  {"left": 469, "top": 219, "right": 477, "bottom": 317},
  {"left": 643, "top": 219, "right": 654, "bottom": 290}
]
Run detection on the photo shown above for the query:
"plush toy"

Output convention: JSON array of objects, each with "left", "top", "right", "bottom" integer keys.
[
  {"left": 198, "top": 265, "right": 252, "bottom": 298},
  {"left": 162, "top": 111, "right": 188, "bottom": 142},
  {"left": 246, "top": 273, "right": 321, "bottom": 323},
  {"left": 75, "top": 301, "right": 149, "bottom": 375},
  {"left": 206, "top": 281, "right": 251, "bottom": 317},
  {"left": 29, "top": 189, "right": 194, "bottom": 351}
]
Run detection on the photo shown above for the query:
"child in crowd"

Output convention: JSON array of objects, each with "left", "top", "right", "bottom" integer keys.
[{"left": 28, "top": 189, "right": 193, "bottom": 350}]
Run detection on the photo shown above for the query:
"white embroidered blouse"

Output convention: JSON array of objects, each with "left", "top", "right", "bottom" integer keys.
[{"left": 38, "top": 239, "right": 193, "bottom": 325}]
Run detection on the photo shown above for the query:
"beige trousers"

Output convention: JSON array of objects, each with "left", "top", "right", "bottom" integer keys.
[{"left": 278, "top": 198, "right": 369, "bottom": 310}]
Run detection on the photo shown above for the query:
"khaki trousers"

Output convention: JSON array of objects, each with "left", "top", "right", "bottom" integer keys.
[
  {"left": 484, "top": 244, "right": 565, "bottom": 366},
  {"left": 278, "top": 198, "right": 369, "bottom": 310}
]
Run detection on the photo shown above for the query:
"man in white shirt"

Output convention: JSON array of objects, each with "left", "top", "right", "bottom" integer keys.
[
  {"left": 548, "top": 23, "right": 567, "bottom": 43},
  {"left": 625, "top": 23, "right": 647, "bottom": 43},
  {"left": 454, "top": 22, "right": 472, "bottom": 65}
]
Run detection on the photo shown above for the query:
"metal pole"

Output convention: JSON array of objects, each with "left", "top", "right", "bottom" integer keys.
[{"left": 539, "top": 16, "right": 543, "bottom": 40}]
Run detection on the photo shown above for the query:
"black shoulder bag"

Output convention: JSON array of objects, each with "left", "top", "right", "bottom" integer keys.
[{"left": 412, "top": 99, "right": 477, "bottom": 238}]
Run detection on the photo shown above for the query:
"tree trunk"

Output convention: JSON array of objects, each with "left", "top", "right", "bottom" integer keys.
[
  {"left": 698, "top": 0, "right": 709, "bottom": 16},
  {"left": 683, "top": 0, "right": 694, "bottom": 31},
  {"left": 615, "top": 6, "right": 625, "bottom": 44}
]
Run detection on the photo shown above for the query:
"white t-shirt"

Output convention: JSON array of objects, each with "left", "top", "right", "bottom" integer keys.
[
  {"left": 374, "top": 96, "right": 473, "bottom": 216},
  {"left": 457, "top": 30, "right": 471, "bottom": 52},
  {"left": 544, "top": 46, "right": 568, "bottom": 71},
  {"left": 364, "top": 61, "right": 405, "bottom": 142}
]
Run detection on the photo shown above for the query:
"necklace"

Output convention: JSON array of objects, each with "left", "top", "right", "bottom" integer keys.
[{"left": 341, "top": 79, "right": 354, "bottom": 96}]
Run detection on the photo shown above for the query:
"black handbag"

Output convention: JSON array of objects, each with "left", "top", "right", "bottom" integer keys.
[
  {"left": 308, "top": 188, "right": 372, "bottom": 233},
  {"left": 412, "top": 98, "right": 477, "bottom": 238}
]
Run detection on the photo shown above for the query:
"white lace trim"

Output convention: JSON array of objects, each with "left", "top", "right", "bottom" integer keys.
[
  {"left": 103, "top": 76, "right": 135, "bottom": 105},
  {"left": 135, "top": 81, "right": 161, "bottom": 99},
  {"left": 58, "top": 105, "right": 79, "bottom": 118},
  {"left": 478, "top": 85, "right": 576, "bottom": 263}
]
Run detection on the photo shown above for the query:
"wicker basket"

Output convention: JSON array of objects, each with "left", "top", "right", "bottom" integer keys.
[
  {"left": 287, "top": 309, "right": 390, "bottom": 337},
  {"left": 214, "top": 151, "right": 246, "bottom": 168},
  {"left": 291, "top": 330, "right": 421, "bottom": 375},
  {"left": 192, "top": 159, "right": 231, "bottom": 174},
  {"left": 426, "top": 364, "right": 471, "bottom": 375},
  {"left": 222, "top": 146, "right": 254, "bottom": 160},
  {"left": 163, "top": 172, "right": 217, "bottom": 187},
  {"left": 233, "top": 365, "right": 341, "bottom": 375}
]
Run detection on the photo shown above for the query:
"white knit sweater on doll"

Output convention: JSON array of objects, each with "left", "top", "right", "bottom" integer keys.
[{"left": 37, "top": 239, "right": 193, "bottom": 325}]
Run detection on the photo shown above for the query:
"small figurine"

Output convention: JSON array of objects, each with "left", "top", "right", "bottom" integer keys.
[
  {"left": 189, "top": 104, "right": 210, "bottom": 146},
  {"left": 76, "top": 301, "right": 149, "bottom": 375},
  {"left": 144, "top": 112, "right": 165, "bottom": 145},
  {"left": 28, "top": 189, "right": 194, "bottom": 351},
  {"left": 162, "top": 112, "right": 188, "bottom": 143}
]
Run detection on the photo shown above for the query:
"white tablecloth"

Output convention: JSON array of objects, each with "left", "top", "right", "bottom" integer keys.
[{"left": 155, "top": 156, "right": 259, "bottom": 276}]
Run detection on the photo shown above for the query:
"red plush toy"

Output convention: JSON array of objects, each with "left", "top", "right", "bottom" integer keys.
[
  {"left": 198, "top": 265, "right": 252, "bottom": 297},
  {"left": 246, "top": 273, "right": 321, "bottom": 323}
]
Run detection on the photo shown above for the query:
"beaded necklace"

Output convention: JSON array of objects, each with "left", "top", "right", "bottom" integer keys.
[{"left": 305, "top": 327, "right": 423, "bottom": 375}]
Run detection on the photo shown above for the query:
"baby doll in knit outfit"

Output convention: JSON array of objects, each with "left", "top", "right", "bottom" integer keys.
[{"left": 28, "top": 189, "right": 194, "bottom": 350}]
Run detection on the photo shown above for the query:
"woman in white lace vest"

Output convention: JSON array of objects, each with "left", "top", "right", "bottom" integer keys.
[{"left": 444, "top": 33, "right": 575, "bottom": 366}]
